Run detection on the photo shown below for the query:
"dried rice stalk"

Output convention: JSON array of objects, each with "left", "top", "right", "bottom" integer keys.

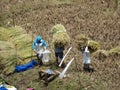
[
  {"left": 10, "top": 34, "right": 32, "bottom": 50},
  {"left": 0, "top": 27, "right": 9, "bottom": 41},
  {"left": 0, "top": 26, "right": 33, "bottom": 75},
  {"left": 8, "top": 26, "right": 26, "bottom": 38},
  {"left": 0, "top": 41, "right": 14, "bottom": 50},
  {"left": 51, "top": 24, "right": 66, "bottom": 34},
  {"left": 19, "top": 47, "right": 32, "bottom": 58},
  {"left": 75, "top": 34, "right": 100, "bottom": 53},
  {"left": 75, "top": 34, "right": 89, "bottom": 49},
  {"left": 109, "top": 46, "right": 120, "bottom": 54},
  {"left": 88, "top": 40, "right": 100, "bottom": 53},
  {"left": 52, "top": 32, "right": 70, "bottom": 47},
  {"left": 92, "top": 50, "right": 109, "bottom": 60},
  {"left": 0, "top": 49, "right": 16, "bottom": 60}
]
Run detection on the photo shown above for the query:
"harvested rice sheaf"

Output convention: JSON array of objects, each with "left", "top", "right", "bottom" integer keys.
[
  {"left": 8, "top": 26, "right": 26, "bottom": 38},
  {"left": 88, "top": 40, "right": 100, "bottom": 53},
  {"left": 0, "top": 49, "right": 16, "bottom": 60},
  {"left": 19, "top": 47, "right": 32, "bottom": 58},
  {"left": 52, "top": 32, "right": 70, "bottom": 47},
  {"left": 51, "top": 24, "right": 66, "bottom": 34},
  {"left": 75, "top": 34, "right": 100, "bottom": 53},
  {"left": 0, "top": 26, "right": 26, "bottom": 41},
  {"left": 75, "top": 34, "right": 89, "bottom": 50},
  {"left": 0, "top": 27, "right": 9, "bottom": 41},
  {"left": 0, "top": 26, "right": 33, "bottom": 75},
  {"left": 2, "top": 55, "right": 19, "bottom": 75},
  {"left": 0, "top": 41, "right": 14, "bottom": 50},
  {"left": 109, "top": 47, "right": 120, "bottom": 55},
  {"left": 10, "top": 34, "right": 32, "bottom": 50},
  {"left": 92, "top": 50, "right": 109, "bottom": 60}
]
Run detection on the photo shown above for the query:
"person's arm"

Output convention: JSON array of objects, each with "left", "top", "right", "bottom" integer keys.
[{"left": 41, "top": 40, "right": 48, "bottom": 50}]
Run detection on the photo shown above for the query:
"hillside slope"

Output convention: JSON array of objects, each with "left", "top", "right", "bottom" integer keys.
[{"left": 0, "top": 0, "right": 120, "bottom": 90}]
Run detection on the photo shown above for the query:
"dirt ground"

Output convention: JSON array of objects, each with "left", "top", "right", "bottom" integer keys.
[{"left": 1, "top": 0, "right": 120, "bottom": 90}]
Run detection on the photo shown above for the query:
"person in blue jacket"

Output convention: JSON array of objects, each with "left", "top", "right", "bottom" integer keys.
[{"left": 32, "top": 36, "right": 48, "bottom": 65}]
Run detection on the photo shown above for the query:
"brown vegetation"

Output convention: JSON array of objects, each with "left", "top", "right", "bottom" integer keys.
[{"left": 0, "top": 0, "right": 120, "bottom": 90}]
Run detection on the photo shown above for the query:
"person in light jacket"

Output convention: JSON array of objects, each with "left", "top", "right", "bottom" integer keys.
[
  {"left": 32, "top": 36, "right": 48, "bottom": 65},
  {"left": 82, "top": 46, "right": 94, "bottom": 72}
]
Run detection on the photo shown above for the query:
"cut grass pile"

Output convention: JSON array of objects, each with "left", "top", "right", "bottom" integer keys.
[
  {"left": 52, "top": 32, "right": 70, "bottom": 47},
  {"left": 51, "top": 24, "right": 70, "bottom": 47},
  {"left": 51, "top": 24, "right": 66, "bottom": 34},
  {"left": 75, "top": 34, "right": 100, "bottom": 53},
  {"left": 0, "top": 26, "right": 33, "bottom": 75}
]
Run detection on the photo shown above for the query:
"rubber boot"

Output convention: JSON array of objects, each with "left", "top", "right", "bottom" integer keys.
[
  {"left": 83, "top": 64, "right": 94, "bottom": 72},
  {"left": 83, "top": 64, "right": 89, "bottom": 72},
  {"left": 88, "top": 65, "right": 94, "bottom": 72}
]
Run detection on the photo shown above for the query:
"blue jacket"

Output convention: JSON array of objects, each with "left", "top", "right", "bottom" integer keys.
[{"left": 32, "top": 36, "right": 48, "bottom": 50}]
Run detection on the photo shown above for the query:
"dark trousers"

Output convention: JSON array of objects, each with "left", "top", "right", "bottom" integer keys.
[
  {"left": 83, "top": 64, "right": 94, "bottom": 72},
  {"left": 37, "top": 54, "right": 43, "bottom": 65},
  {"left": 55, "top": 52, "right": 66, "bottom": 68},
  {"left": 83, "top": 64, "right": 89, "bottom": 69},
  {"left": 55, "top": 52, "right": 63, "bottom": 62}
]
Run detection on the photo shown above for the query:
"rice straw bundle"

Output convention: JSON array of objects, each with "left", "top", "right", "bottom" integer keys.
[
  {"left": 51, "top": 24, "right": 66, "bottom": 34},
  {"left": 0, "top": 41, "right": 14, "bottom": 50},
  {"left": 52, "top": 32, "right": 70, "bottom": 47},
  {"left": 10, "top": 34, "right": 32, "bottom": 50},
  {"left": 109, "top": 46, "right": 120, "bottom": 55},
  {"left": 92, "top": 50, "right": 109, "bottom": 60},
  {"left": 0, "top": 26, "right": 33, "bottom": 75},
  {"left": 8, "top": 26, "right": 26, "bottom": 38},
  {"left": 0, "top": 27, "right": 9, "bottom": 41},
  {"left": 75, "top": 34, "right": 100, "bottom": 53},
  {"left": 88, "top": 40, "right": 100, "bottom": 53},
  {"left": 75, "top": 34, "right": 89, "bottom": 49}
]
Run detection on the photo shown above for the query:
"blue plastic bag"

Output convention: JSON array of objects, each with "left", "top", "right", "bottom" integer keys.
[
  {"left": 15, "top": 60, "right": 37, "bottom": 72},
  {"left": 0, "top": 86, "right": 8, "bottom": 90}
]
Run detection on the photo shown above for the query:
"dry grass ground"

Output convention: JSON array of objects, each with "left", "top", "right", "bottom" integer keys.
[{"left": 0, "top": 0, "right": 120, "bottom": 90}]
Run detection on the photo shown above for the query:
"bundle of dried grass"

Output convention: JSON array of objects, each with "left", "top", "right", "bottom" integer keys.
[
  {"left": 51, "top": 24, "right": 66, "bottom": 34},
  {"left": 10, "top": 34, "right": 32, "bottom": 50},
  {"left": 19, "top": 47, "right": 32, "bottom": 58},
  {"left": 109, "top": 46, "right": 120, "bottom": 55},
  {"left": 88, "top": 40, "right": 100, "bottom": 53},
  {"left": 75, "top": 34, "right": 100, "bottom": 53},
  {"left": 0, "top": 26, "right": 33, "bottom": 75},
  {"left": 0, "top": 41, "right": 14, "bottom": 50},
  {"left": 52, "top": 32, "right": 70, "bottom": 47},
  {"left": 4, "top": 55, "right": 18, "bottom": 74},
  {"left": 0, "top": 27, "right": 9, "bottom": 41},
  {"left": 0, "top": 26, "right": 26, "bottom": 41},
  {"left": 8, "top": 26, "right": 26, "bottom": 38},
  {"left": 92, "top": 50, "right": 109, "bottom": 60},
  {"left": 75, "top": 34, "right": 89, "bottom": 49}
]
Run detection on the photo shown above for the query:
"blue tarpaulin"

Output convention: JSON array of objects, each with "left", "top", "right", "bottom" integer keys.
[
  {"left": 0, "top": 86, "right": 8, "bottom": 90},
  {"left": 15, "top": 60, "right": 37, "bottom": 72}
]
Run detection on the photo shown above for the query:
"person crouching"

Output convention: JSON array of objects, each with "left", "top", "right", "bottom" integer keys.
[{"left": 32, "top": 36, "right": 48, "bottom": 66}]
